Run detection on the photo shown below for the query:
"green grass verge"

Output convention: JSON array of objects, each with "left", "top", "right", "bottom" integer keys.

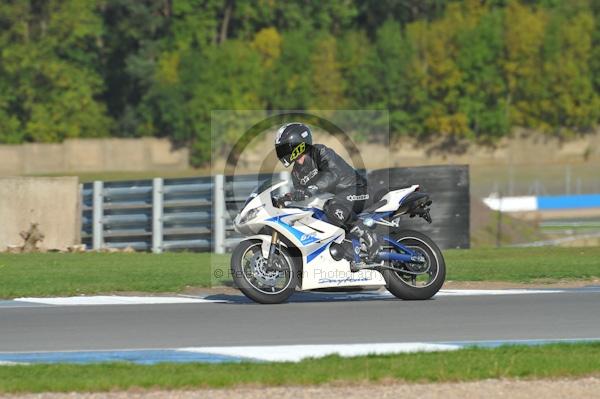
[
  {"left": 1, "top": 343, "right": 599, "bottom": 393},
  {"left": 0, "top": 247, "right": 598, "bottom": 298},
  {"left": 0, "top": 253, "right": 230, "bottom": 298},
  {"left": 444, "top": 247, "right": 600, "bottom": 283}
]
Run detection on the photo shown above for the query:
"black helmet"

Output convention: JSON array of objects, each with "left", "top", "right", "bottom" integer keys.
[{"left": 275, "top": 123, "right": 312, "bottom": 167}]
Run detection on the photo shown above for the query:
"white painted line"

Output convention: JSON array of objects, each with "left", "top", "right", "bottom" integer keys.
[
  {"left": 13, "top": 296, "right": 228, "bottom": 306},
  {"left": 0, "top": 361, "right": 27, "bottom": 366},
  {"left": 178, "top": 342, "right": 460, "bottom": 362},
  {"left": 9, "top": 289, "right": 570, "bottom": 307}
]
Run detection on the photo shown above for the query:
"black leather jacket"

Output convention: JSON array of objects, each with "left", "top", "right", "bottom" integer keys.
[{"left": 291, "top": 144, "right": 367, "bottom": 193}]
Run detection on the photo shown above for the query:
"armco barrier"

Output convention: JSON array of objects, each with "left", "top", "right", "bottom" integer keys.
[
  {"left": 81, "top": 172, "right": 290, "bottom": 253},
  {"left": 81, "top": 166, "right": 469, "bottom": 252},
  {"left": 82, "top": 177, "right": 215, "bottom": 252}
]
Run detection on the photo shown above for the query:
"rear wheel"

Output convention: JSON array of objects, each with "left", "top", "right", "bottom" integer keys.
[
  {"left": 231, "top": 240, "right": 298, "bottom": 304},
  {"left": 381, "top": 230, "right": 445, "bottom": 300}
]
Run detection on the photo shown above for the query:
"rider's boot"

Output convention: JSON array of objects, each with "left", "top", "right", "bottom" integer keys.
[
  {"left": 365, "top": 229, "right": 380, "bottom": 261},
  {"left": 349, "top": 222, "right": 380, "bottom": 271}
]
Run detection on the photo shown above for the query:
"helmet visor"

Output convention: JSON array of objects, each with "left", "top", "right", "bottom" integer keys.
[{"left": 275, "top": 143, "right": 293, "bottom": 167}]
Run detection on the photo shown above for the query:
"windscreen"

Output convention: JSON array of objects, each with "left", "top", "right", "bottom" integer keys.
[{"left": 243, "top": 179, "right": 274, "bottom": 207}]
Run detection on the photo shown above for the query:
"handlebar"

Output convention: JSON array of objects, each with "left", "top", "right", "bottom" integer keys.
[
  {"left": 273, "top": 192, "right": 335, "bottom": 209},
  {"left": 273, "top": 194, "right": 290, "bottom": 208},
  {"left": 273, "top": 194, "right": 306, "bottom": 209}
]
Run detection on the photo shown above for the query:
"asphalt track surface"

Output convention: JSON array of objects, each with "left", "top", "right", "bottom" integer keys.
[{"left": 1, "top": 288, "right": 600, "bottom": 353}]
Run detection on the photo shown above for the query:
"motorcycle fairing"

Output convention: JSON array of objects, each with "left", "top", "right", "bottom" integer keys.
[
  {"left": 234, "top": 181, "right": 386, "bottom": 290},
  {"left": 374, "top": 185, "right": 420, "bottom": 212},
  {"left": 266, "top": 214, "right": 320, "bottom": 245}
]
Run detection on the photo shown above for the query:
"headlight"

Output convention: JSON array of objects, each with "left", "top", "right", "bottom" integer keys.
[{"left": 238, "top": 206, "right": 262, "bottom": 225}]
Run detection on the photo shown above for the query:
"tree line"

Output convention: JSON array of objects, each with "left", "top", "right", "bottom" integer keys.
[{"left": 0, "top": 0, "right": 598, "bottom": 165}]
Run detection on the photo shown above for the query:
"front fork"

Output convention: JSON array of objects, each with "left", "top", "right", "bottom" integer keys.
[{"left": 265, "top": 230, "right": 279, "bottom": 269}]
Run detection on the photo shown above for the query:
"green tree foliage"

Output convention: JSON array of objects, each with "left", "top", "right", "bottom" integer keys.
[
  {"left": 0, "top": 0, "right": 111, "bottom": 143},
  {"left": 0, "top": 0, "right": 598, "bottom": 164},
  {"left": 503, "top": 0, "right": 550, "bottom": 129},
  {"left": 265, "top": 29, "right": 314, "bottom": 110},
  {"left": 591, "top": 1, "right": 600, "bottom": 94},
  {"left": 541, "top": 2, "right": 599, "bottom": 132},
  {"left": 455, "top": 2, "right": 508, "bottom": 140},
  {"left": 310, "top": 34, "right": 345, "bottom": 109},
  {"left": 232, "top": 0, "right": 358, "bottom": 38},
  {"left": 100, "top": 0, "right": 172, "bottom": 136},
  {"left": 356, "top": 0, "right": 448, "bottom": 37},
  {"left": 409, "top": 9, "right": 468, "bottom": 137}
]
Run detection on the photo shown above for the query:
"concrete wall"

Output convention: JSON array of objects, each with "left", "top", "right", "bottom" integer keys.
[
  {"left": 231, "top": 129, "right": 600, "bottom": 172},
  {"left": 0, "top": 177, "right": 80, "bottom": 251},
  {"left": 0, "top": 138, "right": 189, "bottom": 176}
]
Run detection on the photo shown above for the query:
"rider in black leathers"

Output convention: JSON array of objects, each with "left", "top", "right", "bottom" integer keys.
[
  {"left": 291, "top": 143, "right": 369, "bottom": 226},
  {"left": 275, "top": 123, "right": 378, "bottom": 267}
]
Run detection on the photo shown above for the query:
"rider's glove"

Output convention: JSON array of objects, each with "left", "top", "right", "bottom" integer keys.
[
  {"left": 275, "top": 193, "right": 291, "bottom": 208},
  {"left": 292, "top": 185, "right": 318, "bottom": 201},
  {"left": 292, "top": 189, "right": 307, "bottom": 201},
  {"left": 304, "top": 185, "right": 319, "bottom": 198}
]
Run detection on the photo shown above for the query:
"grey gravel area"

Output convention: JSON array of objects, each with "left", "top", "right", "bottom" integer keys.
[{"left": 3, "top": 377, "right": 600, "bottom": 399}]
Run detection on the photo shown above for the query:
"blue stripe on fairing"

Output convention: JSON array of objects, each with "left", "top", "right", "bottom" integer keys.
[
  {"left": 537, "top": 193, "right": 600, "bottom": 210},
  {"left": 267, "top": 213, "right": 341, "bottom": 263},
  {"left": 266, "top": 214, "right": 319, "bottom": 245},
  {"left": 0, "top": 350, "right": 244, "bottom": 365},
  {"left": 306, "top": 242, "right": 329, "bottom": 263}
]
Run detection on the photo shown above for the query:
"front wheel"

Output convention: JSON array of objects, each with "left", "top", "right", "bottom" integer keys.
[
  {"left": 230, "top": 240, "right": 298, "bottom": 304},
  {"left": 381, "top": 230, "right": 446, "bottom": 300}
]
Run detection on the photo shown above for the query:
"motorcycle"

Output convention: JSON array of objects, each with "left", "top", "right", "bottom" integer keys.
[{"left": 230, "top": 180, "right": 446, "bottom": 304}]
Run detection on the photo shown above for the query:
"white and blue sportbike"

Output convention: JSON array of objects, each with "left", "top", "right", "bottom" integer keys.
[{"left": 231, "top": 180, "right": 446, "bottom": 304}]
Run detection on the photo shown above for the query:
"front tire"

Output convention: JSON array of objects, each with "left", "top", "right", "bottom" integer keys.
[
  {"left": 381, "top": 230, "right": 446, "bottom": 300},
  {"left": 231, "top": 240, "right": 298, "bottom": 304}
]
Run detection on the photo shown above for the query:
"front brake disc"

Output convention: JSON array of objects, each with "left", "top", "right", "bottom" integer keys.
[{"left": 251, "top": 253, "right": 278, "bottom": 286}]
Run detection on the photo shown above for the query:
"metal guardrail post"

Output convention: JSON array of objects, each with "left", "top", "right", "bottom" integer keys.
[
  {"left": 152, "top": 178, "right": 164, "bottom": 254},
  {"left": 92, "top": 181, "right": 104, "bottom": 250},
  {"left": 213, "top": 174, "right": 226, "bottom": 254}
]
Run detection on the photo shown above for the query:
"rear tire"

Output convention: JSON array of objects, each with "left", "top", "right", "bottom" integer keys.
[
  {"left": 382, "top": 230, "right": 445, "bottom": 300},
  {"left": 231, "top": 240, "right": 298, "bottom": 304}
]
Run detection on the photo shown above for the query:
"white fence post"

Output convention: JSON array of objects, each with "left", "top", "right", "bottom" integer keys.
[
  {"left": 213, "top": 174, "right": 226, "bottom": 254},
  {"left": 152, "top": 178, "right": 164, "bottom": 254},
  {"left": 92, "top": 181, "right": 104, "bottom": 250}
]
